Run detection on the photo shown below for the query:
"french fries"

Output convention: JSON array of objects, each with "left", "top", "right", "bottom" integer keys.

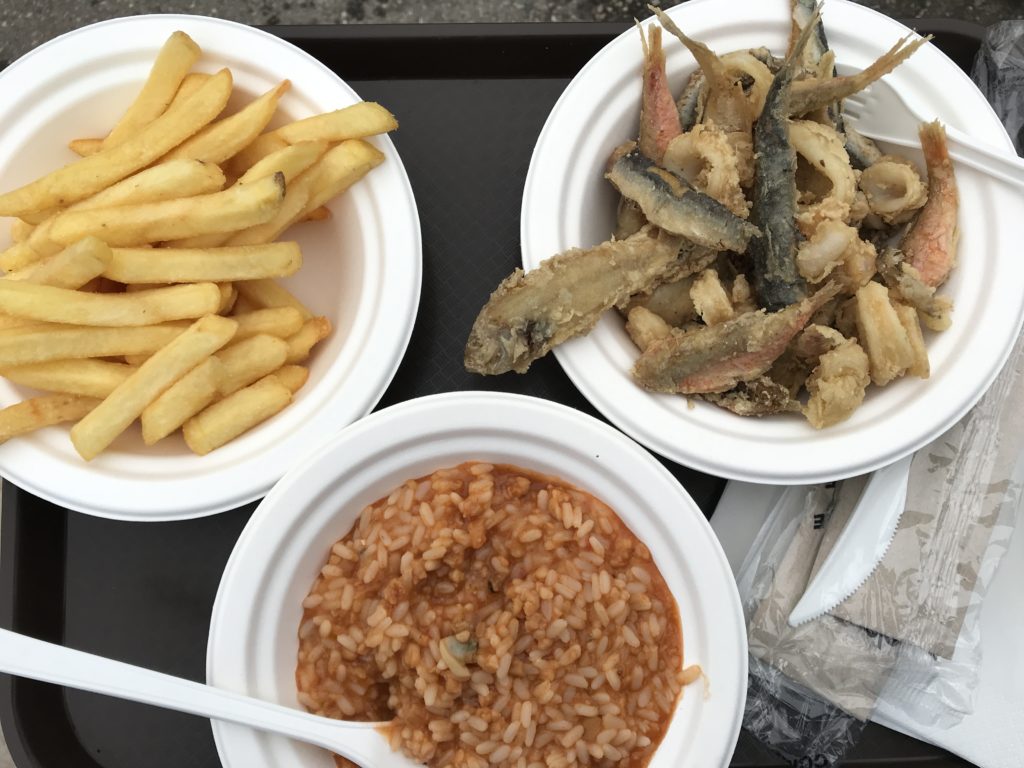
[
  {"left": 104, "top": 243, "right": 301, "bottom": 284},
  {"left": 0, "top": 29, "right": 395, "bottom": 458},
  {"left": 273, "top": 101, "right": 398, "bottom": 143},
  {"left": 164, "top": 81, "right": 291, "bottom": 165},
  {"left": 285, "top": 317, "right": 332, "bottom": 364},
  {"left": 2, "top": 360, "right": 135, "bottom": 398},
  {"left": 216, "top": 334, "right": 288, "bottom": 395},
  {"left": 103, "top": 31, "right": 202, "bottom": 149},
  {"left": 7, "top": 236, "right": 112, "bottom": 289},
  {"left": 235, "top": 279, "right": 313, "bottom": 319},
  {"left": 0, "top": 281, "right": 222, "bottom": 326},
  {"left": 183, "top": 374, "right": 291, "bottom": 455},
  {"left": 71, "top": 314, "right": 237, "bottom": 459},
  {"left": 1, "top": 159, "right": 227, "bottom": 270},
  {"left": 140, "top": 356, "right": 223, "bottom": 445},
  {"left": 231, "top": 307, "right": 305, "bottom": 341},
  {"left": 0, "top": 394, "right": 102, "bottom": 444},
  {"left": 0, "top": 324, "right": 187, "bottom": 367},
  {"left": 50, "top": 172, "right": 285, "bottom": 247},
  {"left": 0, "top": 69, "right": 232, "bottom": 217},
  {"left": 225, "top": 140, "right": 383, "bottom": 247}
]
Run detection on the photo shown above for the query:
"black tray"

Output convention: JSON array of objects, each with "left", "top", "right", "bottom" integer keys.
[{"left": 0, "top": 20, "right": 983, "bottom": 768}]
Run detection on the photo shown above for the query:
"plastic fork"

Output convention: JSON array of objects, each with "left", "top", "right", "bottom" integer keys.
[
  {"left": 0, "top": 627, "right": 399, "bottom": 767},
  {"left": 842, "top": 78, "right": 1024, "bottom": 188}
]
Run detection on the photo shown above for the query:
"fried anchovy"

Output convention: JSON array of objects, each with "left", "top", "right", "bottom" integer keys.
[
  {"left": 606, "top": 145, "right": 759, "bottom": 252},
  {"left": 787, "top": 34, "right": 930, "bottom": 117},
  {"left": 750, "top": 46, "right": 783, "bottom": 72},
  {"left": 748, "top": 12, "right": 817, "bottom": 311},
  {"left": 614, "top": 197, "right": 648, "bottom": 240},
  {"left": 676, "top": 70, "right": 706, "bottom": 132},
  {"left": 789, "top": 0, "right": 830, "bottom": 75},
  {"left": 464, "top": 227, "right": 684, "bottom": 375},
  {"left": 843, "top": 125, "right": 883, "bottom": 170},
  {"left": 632, "top": 282, "right": 839, "bottom": 394},
  {"left": 789, "top": 0, "right": 844, "bottom": 129},
  {"left": 700, "top": 376, "right": 801, "bottom": 415}
]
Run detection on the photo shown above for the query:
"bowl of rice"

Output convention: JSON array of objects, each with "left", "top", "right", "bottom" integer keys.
[{"left": 207, "top": 391, "right": 746, "bottom": 767}]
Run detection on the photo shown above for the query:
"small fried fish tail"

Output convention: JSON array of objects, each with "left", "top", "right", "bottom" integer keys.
[
  {"left": 638, "top": 22, "right": 683, "bottom": 163},
  {"left": 787, "top": 33, "right": 930, "bottom": 117},
  {"left": 918, "top": 119, "right": 950, "bottom": 165},
  {"left": 648, "top": 5, "right": 750, "bottom": 136}
]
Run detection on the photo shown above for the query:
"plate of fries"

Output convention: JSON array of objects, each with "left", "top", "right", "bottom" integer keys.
[{"left": 0, "top": 15, "right": 421, "bottom": 519}]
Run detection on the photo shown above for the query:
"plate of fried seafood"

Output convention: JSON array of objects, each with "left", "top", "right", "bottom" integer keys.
[
  {"left": 0, "top": 15, "right": 421, "bottom": 518},
  {"left": 208, "top": 392, "right": 745, "bottom": 768},
  {"left": 467, "top": 0, "right": 1024, "bottom": 484}
]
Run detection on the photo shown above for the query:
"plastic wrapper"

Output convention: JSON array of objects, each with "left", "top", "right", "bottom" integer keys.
[
  {"left": 737, "top": 23, "right": 1024, "bottom": 762},
  {"left": 972, "top": 21, "right": 1024, "bottom": 154}
]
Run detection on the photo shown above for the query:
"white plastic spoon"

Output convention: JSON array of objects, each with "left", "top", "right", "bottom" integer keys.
[{"left": 0, "top": 627, "right": 389, "bottom": 766}]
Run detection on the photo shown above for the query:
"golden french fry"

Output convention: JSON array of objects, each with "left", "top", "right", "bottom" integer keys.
[
  {"left": 273, "top": 101, "right": 398, "bottom": 143},
  {"left": 231, "top": 293, "right": 259, "bottom": 315},
  {"left": 238, "top": 140, "right": 327, "bottom": 184},
  {"left": 2, "top": 159, "right": 229, "bottom": 271},
  {"left": 6, "top": 236, "right": 112, "bottom": 289},
  {"left": 2, "top": 359, "right": 135, "bottom": 398},
  {"left": 0, "top": 69, "right": 232, "bottom": 218},
  {"left": 0, "top": 242, "right": 42, "bottom": 274},
  {"left": 301, "top": 205, "right": 331, "bottom": 223},
  {"left": 235, "top": 278, "right": 313, "bottom": 319},
  {"left": 226, "top": 140, "right": 382, "bottom": 246},
  {"left": 10, "top": 219, "right": 33, "bottom": 242},
  {"left": 167, "top": 72, "right": 212, "bottom": 110},
  {"left": 70, "top": 314, "right": 237, "bottom": 459},
  {"left": 50, "top": 171, "right": 284, "bottom": 247},
  {"left": 273, "top": 364, "right": 309, "bottom": 394},
  {"left": 0, "top": 325, "right": 186, "bottom": 370},
  {"left": 140, "top": 356, "right": 223, "bottom": 444},
  {"left": 183, "top": 374, "right": 291, "bottom": 455},
  {"left": 0, "top": 281, "right": 221, "bottom": 326},
  {"left": 230, "top": 307, "right": 304, "bottom": 341},
  {"left": 103, "top": 31, "right": 202, "bottom": 149},
  {"left": 71, "top": 76, "right": 212, "bottom": 160},
  {"left": 166, "top": 143, "right": 328, "bottom": 250},
  {"left": 0, "top": 394, "right": 101, "bottom": 443},
  {"left": 163, "top": 81, "right": 291, "bottom": 165},
  {"left": 226, "top": 132, "right": 289, "bottom": 179},
  {"left": 103, "top": 242, "right": 301, "bottom": 284},
  {"left": 68, "top": 138, "right": 103, "bottom": 158},
  {"left": 218, "top": 282, "right": 237, "bottom": 314},
  {"left": 216, "top": 333, "right": 288, "bottom": 395},
  {"left": 285, "top": 316, "right": 331, "bottom": 364}
]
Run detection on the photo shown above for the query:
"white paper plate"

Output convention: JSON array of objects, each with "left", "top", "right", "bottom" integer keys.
[
  {"left": 0, "top": 15, "right": 421, "bottom": 519},
  {"left": 521, "top": 0, "right": 1024, "bottom": 485},
  {"left": 207, "top": 392, "right": 746, "bottom": 768}
]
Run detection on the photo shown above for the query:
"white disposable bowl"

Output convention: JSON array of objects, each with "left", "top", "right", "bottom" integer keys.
[
  {"left": 207, "top": 392, "right": 747, "bottom": 768},
  {"left": 0, "top": 15, "right": 421, "bottom": 519},
  {"left": 521, "top": 0, "right": 1024, "bottom": 484}
]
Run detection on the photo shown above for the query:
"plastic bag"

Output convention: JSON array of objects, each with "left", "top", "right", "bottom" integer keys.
[{"left": 972, "top": 21, "right": 1024, "bottom": 154}]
